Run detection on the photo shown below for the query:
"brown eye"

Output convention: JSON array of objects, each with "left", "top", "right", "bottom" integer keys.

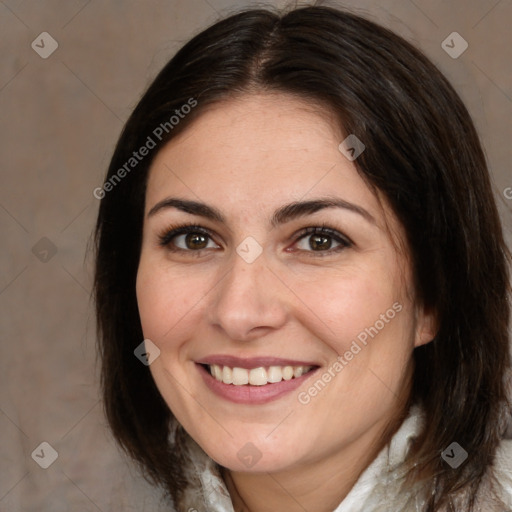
[
  {"left": 309, "top": 234, "right": 333, "bottom": 251},
  {"left": 185, "top": 232, "right": 209, "bottom": 250},
  {"left": 294, "top": 226, "right": 352, "bottom": 255},
  {"left": 172, "top": 231, "right": 218, "bottom": 251},
  {"left": 158, "top": 225, "right": 220, "bottom": 252}
]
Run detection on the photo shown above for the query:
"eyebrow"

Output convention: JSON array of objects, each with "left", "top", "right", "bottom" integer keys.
[{"left": 147, "top": 197, "right": 375, "bottom": 226}]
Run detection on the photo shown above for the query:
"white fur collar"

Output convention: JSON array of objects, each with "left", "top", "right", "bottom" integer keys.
[{"left": 177, "top": 405, "right": 512, "bottom": 512}]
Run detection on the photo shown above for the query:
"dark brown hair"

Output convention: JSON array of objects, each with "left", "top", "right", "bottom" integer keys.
[{"left": 94, "top": 5, "right": 511, "bottom": 510}]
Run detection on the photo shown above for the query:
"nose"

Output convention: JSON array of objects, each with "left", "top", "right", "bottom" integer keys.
[{"left": 207, "top": 251, "right": 289, "bottom": 342}]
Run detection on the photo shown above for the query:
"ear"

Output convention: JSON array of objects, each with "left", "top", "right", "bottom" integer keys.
[{"left": 414, "top": 304, "right": 437, "bottom": 348}]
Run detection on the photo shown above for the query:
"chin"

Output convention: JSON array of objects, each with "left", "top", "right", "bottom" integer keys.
[{"left": 196, "top": 433, "right": 305, "bottom": 474}]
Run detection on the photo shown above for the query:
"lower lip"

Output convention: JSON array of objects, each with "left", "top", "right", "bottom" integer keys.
[{"left": 197, "top": 364, "right": 318, "bottom": 405}]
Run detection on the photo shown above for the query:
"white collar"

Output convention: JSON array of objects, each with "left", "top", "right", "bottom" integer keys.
[
  {"left": 179, "top": 404, "right": 512, "bottom": 511},
  {"left": 333, "top": 405, "right": 424, "bottom": 512},
  {"left": 182, "top": 405, "right": 425, "bottom": 512}
]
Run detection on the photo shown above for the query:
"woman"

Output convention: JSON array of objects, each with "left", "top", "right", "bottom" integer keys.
[{"left": 93, "top": 5, "right": 512, "bottom": 511}]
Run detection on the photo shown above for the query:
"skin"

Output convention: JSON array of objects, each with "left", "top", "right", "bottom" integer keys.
[{"left": 136, "top": 93, "right": 435, "bottom": 512}]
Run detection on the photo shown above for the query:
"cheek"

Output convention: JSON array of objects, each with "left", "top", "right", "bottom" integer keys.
[
  {"left": 298, "top": 269, "right": 401, "bottom": 350},
  {"left": 135, "top": 259, "right": 211, "bottom": 345},
  {"left": 296, "top": 272, "right": 414, "bottom": 430},
  {"left": 295, "top": 266, "right": 416, "bottom": 408}
]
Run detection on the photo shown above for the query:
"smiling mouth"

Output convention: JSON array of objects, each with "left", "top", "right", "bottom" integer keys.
[{"left": 202, "top": 364, "right": 317, "bottom": 386}]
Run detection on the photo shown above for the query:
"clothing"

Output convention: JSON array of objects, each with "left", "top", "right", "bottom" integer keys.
[{"left": 179, "top": 405, "right": 512, "bottom": 511}]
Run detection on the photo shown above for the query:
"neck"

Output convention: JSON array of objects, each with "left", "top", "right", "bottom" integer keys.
[{"left": 222, "top": 408, "right": 406, "bottom": 512}]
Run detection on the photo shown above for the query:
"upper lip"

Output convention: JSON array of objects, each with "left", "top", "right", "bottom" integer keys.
[{"left": 195, "top": 355, "right": 319, "bottom": 369}]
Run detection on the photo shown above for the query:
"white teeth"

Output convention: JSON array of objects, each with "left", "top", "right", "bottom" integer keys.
[
  {"left": 267, "top": 366, "right": 282, "bottom": 383},
  {"left": 232, "top": 367, "right": 249, "bottom": 385},
  {"left": 249, "top": 367, "right": 267, "bottom": 386},
  {"left": 213, "top": 364, "right": 222, "bottom": 381},
  {"left": 208, "top": 364, "right": 313, "bottom": 385},
  {"left": 282, "top": 366, "right": 294, "bottom": 380},
  {"left": 222, "top": 365, "right": 233, "bottom": 384}
]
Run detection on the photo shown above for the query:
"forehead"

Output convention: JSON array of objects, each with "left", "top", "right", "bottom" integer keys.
[{"left": 145, "top": 93, "right": 385, "bottom": 228}]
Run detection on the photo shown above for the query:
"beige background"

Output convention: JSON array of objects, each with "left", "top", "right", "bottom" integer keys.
[{"left": 1, "top": 0, "right": 511, "bottom": 510}]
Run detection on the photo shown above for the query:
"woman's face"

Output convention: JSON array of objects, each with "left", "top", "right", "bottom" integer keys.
[{"left": 136, "top": 93, "right": 434, "bottom": 473}]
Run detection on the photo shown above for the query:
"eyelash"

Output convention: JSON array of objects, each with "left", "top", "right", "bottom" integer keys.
[{"left": 157, "top": 222, "right": 353, "bottom": 257}]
